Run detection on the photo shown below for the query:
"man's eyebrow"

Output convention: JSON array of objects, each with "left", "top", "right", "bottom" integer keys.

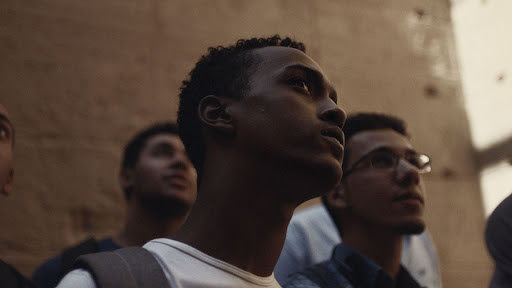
[
  {"left": 151, "top": 142, "right": 175, "bottom": 149},
  {"left": 364, "top": 146, "right": 393, "bottom": 155},
  {"left": 283, "top": 64, "right": 324, "bottom": 82},
  {"left": 404, "top": 148, "right": 419, "bottom": 155}
]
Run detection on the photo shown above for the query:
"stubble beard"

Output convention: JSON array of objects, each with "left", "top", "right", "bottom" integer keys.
[{"left": 392, "top": 220, "right": 426, "bottom": 235}]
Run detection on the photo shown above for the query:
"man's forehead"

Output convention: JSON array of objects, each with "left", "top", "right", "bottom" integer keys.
[
  {"left": 252, "top": 46, "right": 323, "bottom": 73},
  {"left": 147, "top": 134, "right": 185, "bottom": 150},
  {"left": 347, "top": 129, "right": 413, "bottom": 155}
]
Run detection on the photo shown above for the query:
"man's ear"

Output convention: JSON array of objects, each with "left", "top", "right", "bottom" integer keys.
[
  {"left": 120, "top": 168, "right": 134, "bottom": 192},
  {"left": 198, "top": 95, "right": 236, "bottom": 135},
  {"left": 326, "top": 183, "right": 349, "bottom": 211},
  {"left": 1, "top": 168, "right": 14, "bottom": 196}
]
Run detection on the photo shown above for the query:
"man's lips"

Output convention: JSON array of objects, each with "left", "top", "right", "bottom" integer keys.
[
  {"left": 321, "top": 127, "right": 345, "bottom": 146},
  {"left": 321, "top": 127, "right": 345, "bottom": 158},
  {"left": 163, "top": 174, "right": 190, "bottom": 187},
  {"left": 393, "top": 191, "right": 424, "bottom": 205}
]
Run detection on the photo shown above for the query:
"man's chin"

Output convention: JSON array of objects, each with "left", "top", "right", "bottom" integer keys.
[
  {"left": 138, "top": 195, "right": 191, "bottom": 218},
  {"left": 312, "top": 154, "right": 343, "bottom": 191},
  {"left": 393, "top": 220, "right": 426, "bottom": 235}
]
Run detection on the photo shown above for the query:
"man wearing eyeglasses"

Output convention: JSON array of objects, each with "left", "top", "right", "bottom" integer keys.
[{"left": 283, "top": 113, "right": 438, "bottom": 288}]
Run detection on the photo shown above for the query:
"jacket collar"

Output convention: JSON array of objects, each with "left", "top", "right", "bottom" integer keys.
[{"left": 331, "top": 243, "right": 422, "bottom": 288}]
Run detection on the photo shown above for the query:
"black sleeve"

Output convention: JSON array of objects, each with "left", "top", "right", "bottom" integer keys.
[
  {"left": 32, "top": 256, "right": 63, "bottom": 288},
  {"left": 32, "top": 238, "right": 99, "bottom": 288},
  {"left": 0, "top": 259, "right": 37, "bottom": 288}
]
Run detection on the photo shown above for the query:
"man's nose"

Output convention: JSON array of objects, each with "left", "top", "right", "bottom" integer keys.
[
  {"left": 318, "top": 99, "right": 346, "bottom": 128},
  {"left": 169, "top": 152, "right": 191, "bottom": 170},
  {"left": 395, "top": 159, "right": 421, "bottom": 187}
]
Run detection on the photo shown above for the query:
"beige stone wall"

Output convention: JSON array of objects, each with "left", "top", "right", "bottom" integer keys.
[{"left": 0, "top": 0, "right": 491, "bottom": 286}]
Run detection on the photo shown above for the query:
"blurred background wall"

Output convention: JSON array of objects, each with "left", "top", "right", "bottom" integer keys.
[
  {"left": 0, "top": 0, "right": 493, "bottom": 287},
  {"left": 451, "top": 0, "right": 512, "bottom": 218}
]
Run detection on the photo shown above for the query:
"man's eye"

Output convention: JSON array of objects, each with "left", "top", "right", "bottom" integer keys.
[
  {"left": 289, "top": 78, "right": 310, "bottom": 93},
  {"left": 370, "top": 154, "right": 396, "bottom": 168},
  {"left": 154, "top": 149, "right": 173, "bottom": 157},
  {"left": 407, "top": 155, "right": 422, "bottom": 168},
  {"left": 0, "top": 127, "right": 7, "bottom": 140}
]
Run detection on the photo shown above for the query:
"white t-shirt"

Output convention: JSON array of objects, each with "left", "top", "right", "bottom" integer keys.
[
  {"left": 274, "top": 204, "right": 442, "bottom": 288},
  {"left": 57, "top": 238, "right": 281, "bottom": 288}
]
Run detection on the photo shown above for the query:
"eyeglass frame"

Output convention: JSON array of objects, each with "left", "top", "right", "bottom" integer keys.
[{"left": 342, "top": 147, "right": 432, "bottom": 179}]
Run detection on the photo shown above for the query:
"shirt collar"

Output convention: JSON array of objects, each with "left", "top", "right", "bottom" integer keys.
[{"left": 331, "top": 243, "right": 422, "bottom": 288}]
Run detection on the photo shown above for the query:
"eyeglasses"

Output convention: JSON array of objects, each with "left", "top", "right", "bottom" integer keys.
[{"left": 343, "top": 148, "right": 432, "bottom": 178}]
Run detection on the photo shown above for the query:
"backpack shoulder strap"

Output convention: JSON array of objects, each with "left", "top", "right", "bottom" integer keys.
[
  {"left": 114, "top": 247, "right": 170, "bottom": 288},
  {"left": 74, "top": 247, "right": 170, "bottom": 288},
  {"left": 60, "top": 237, "right": 99, "bottom": 278}
]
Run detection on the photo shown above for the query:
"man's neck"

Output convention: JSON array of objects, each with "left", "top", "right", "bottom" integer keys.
[
  {"left": 342, "top": 225, "right": 403, "bottom": 278},
  {"left": 114, "top": 201, "right": 188, "bottom": 247},
  {"left": 171, "top": 154, "right": 306, "bottom": 277}
]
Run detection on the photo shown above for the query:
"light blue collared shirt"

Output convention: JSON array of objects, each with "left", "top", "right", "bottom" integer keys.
[{"left": 274, "top": 204, "right": 441, "bottom": 287}]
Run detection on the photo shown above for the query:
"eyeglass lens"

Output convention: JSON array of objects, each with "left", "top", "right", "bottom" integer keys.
[{"left": 369, "top": 152, "right": 430, "bottom": 172}]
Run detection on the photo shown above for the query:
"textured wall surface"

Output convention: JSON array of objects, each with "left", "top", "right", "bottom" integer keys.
[
  {"left": 451, "top": 0, "right": 512, "bottom": 216},
  {"left": 0, "top": 0, "right": 491, "bottom": 286}
]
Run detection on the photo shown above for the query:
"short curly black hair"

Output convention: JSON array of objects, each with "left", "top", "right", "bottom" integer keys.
[{"left": 177, "top": 35, "right": 306, "bottom": 179}]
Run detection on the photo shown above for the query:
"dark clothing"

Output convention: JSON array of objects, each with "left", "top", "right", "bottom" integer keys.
[
  {"left": 32, "top": 238, "right": 120, "bottom": 288},
  {"left": 284, "top": 243, "right": 422, "bottom": 288},
  {"left": 0, "top": 259, "right": 37, "bottom": 288},
  {"left": 486, "top": 193, "right": 512, "bottom": 288}
]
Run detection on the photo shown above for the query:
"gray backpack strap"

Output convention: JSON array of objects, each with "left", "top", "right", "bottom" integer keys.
[
  {"left": 114, "top": 247, "right": 170, "bottom": 288},
  {"left": 74, "top": 247, "right": 170, "bottom": 288},
  {"left": 74, "top": 249, "right": 137, "bottom": 288}
]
